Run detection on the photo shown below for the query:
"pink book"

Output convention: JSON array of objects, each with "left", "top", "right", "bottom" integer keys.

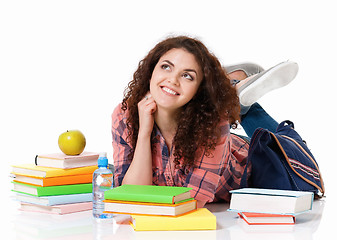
[{"left": 19, "top": 202, "right": 92, "bottom": 215}]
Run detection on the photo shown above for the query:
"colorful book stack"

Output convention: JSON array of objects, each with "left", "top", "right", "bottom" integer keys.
[
  {"left": 103, "top": 184, "right": 217, "bottom": 231},
  {"left": 228, "top": 188, "right": 314, "bottom": 225},
  {"left": 11, "top": 152, "right": 99, "bottom": 215}
]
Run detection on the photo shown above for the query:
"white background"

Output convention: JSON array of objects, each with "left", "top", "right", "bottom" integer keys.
[{"left": 1, "top": 0, "right": 336, "bottom": 237}]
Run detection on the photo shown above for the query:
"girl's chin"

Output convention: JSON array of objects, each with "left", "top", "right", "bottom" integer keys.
[{"left": 156, "top": 102, "right": 186, "bottom": 112}]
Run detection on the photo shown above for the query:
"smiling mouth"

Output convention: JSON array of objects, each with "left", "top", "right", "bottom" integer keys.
[{"left": 161, "top": 86, "right": 179, "bottom": 96}]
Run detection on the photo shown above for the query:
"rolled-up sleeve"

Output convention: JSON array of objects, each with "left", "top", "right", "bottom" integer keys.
[{"left": 111, "top": 104, "right": 133, "bottom": 187}]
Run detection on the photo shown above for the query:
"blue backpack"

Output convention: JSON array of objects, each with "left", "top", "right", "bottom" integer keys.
[{"left": 241, "top": 120, "right": 325, "bottom": 198}]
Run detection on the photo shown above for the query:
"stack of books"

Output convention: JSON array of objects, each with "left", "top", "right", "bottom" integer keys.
[
  {"left": 11, "top": 152, "right": 99, "bottom": 214},
  {"left": 103, "top": 184, "right": 217, "bottom": 231},
  {"left": 228, "top": 188, "right": 314, "bottom": 225}
]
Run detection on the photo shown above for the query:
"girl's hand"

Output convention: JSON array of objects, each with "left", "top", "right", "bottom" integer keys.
[{"left": 137, "top": 92, "right": 157, "bottom": 138}]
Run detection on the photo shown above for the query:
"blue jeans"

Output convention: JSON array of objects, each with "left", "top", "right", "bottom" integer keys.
[{"left": 239, "top": 103, "right": 278, "bottom": 139}]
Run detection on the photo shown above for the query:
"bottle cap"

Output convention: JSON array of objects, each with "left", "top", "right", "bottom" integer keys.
[{"left": 98, "top": 152, "right": 108, "bottom": 167}]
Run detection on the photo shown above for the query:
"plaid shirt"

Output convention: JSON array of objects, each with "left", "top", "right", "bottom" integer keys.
[{"left": 111, "top": 104, "right": 250, "bottom": 203}]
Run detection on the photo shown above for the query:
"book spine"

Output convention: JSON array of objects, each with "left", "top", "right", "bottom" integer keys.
[
  {"left": 58, "top": 202, "right": 93, "bottom": 214},
  {"left": 104, "top": 192, "right": 173, "bottom": 204},
  {"left": 43, "top": 174, "right": 93, "bottom": 186},
  {"left": 132, "top": 212, "right": 216, "bottom": 231},
  {"left": 37, "top": 183, "right": 93, "bottom": 197},
  {"left": 48, "top": 193, "right": 93, "bottom": 205},
  {"left": 45, "top": 166, "right": 97, "bottom": 177}
]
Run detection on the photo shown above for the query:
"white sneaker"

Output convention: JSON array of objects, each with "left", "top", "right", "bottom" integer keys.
[
  {"left": 224, "top": 62, "right": 264, "bottom": 77},
  {"left": 237, "top": 61, "right": 299, "bottom": 106}
]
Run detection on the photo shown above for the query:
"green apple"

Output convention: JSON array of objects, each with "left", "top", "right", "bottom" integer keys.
[{"left": 58, "top": 130, "right": 86, "bottom": 155}]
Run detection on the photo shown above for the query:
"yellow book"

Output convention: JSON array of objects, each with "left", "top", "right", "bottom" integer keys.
[
  {"left": 130, "top": 208, "right": 216, "bottom": 231},
  {"left": 11, "top": 164, "right": 97, "bottom": 178}
]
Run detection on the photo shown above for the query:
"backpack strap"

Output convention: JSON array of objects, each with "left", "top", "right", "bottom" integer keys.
[
  {"left": 270, "top": 132, "right": 325, "bottom": 197},
  {"left": 277, "top": 120, "right": 295, "bottom": 131}
]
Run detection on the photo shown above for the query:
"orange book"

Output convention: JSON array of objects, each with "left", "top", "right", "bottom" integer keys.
[
  {"left": 103, "top": 199, "right": 197, "bottom": 217},
  {"left": 238, "top": 212, "right": 295, "bottom": 225},
  {"left": 13, "top": 173, "right": 93, "bottom": 187}
]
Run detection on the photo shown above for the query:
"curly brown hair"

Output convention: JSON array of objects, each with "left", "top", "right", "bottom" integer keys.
[{"left": 122, "top": 36, "right": 240, "bottom": 168}]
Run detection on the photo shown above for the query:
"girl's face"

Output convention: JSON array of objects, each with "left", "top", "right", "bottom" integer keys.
[{"left": 149, "top": 48, "right": 203, "bottom": 113}]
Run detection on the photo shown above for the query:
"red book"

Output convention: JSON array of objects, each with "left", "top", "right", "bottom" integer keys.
[{"left": 238, "top": 212, "right": 295, "bottom": 225}]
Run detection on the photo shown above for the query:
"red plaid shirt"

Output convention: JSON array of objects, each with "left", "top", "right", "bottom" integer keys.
[{"left": 111, "top": 104, "right": 250, "bottom": 203}]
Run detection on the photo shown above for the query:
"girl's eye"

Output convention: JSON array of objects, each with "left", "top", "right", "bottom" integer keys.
[
  {"left": 161, "top": 64, "right": 171, "bottom": 70},
  {"left": 182, "top": 73, "right": 193, "bottom": 81}
]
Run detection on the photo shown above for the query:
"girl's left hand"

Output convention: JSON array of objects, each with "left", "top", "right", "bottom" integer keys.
[{"left": 137, "top": 92, "right": 157, "bottom": 138}]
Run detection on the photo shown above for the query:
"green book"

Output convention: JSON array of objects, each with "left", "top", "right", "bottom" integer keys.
[
  {"left": 104, "top": 185, "right": 193, "bottom": 204},
  {"left": 12, "top": 181, "right": 92, "bottom": 197}
]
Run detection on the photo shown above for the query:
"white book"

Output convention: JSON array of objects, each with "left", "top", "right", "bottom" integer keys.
[
  {"left": 228, "top": 188, "right": 314, "bottom": 215},
  {"left": 104, "top": 199, "right": 197, "bottom": 216},
  {"left": 36, "top": 152, "right": 99, "bottom": 169}
]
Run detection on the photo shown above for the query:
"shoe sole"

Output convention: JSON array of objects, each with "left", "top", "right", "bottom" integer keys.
[{"left": 239, "top": 61, "right": 299, "bottom": 106}]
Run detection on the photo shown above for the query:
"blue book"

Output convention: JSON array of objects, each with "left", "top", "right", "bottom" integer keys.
[
  {"left": 15, "top": 193, "right": 93, "bottom": 206},
  {"left": 228, "top": 188, "right": 314, "bottom": 215}
]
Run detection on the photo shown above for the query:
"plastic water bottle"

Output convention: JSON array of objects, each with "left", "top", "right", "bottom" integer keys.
[{"left": 92, "top": 152, "right": 113, "bottom": 219}]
